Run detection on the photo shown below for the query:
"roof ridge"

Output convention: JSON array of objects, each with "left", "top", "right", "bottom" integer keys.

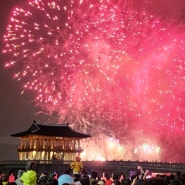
[
  {"left": 11, "top": 122, "right": 91, "bottom": 138},
  {"left": 35, "top": 122, "right": 69, "bottom": 127}
]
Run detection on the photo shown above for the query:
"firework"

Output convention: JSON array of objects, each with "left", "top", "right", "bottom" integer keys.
[{"left": 3, "top": 0, "right": 185, "bottom": 162}]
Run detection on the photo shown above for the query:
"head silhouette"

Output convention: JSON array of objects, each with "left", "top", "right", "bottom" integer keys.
[{"left": 27, "top": 161, "right": 36, "bottom": 171}]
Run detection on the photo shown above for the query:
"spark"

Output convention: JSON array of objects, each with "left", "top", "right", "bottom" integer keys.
[{"left": 2, "top": 0, "right": 185, "bottom": 162}]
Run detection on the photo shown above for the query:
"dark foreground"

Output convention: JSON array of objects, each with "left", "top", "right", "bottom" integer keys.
[{"left": 0, "top": 160, "right": 185, "bottom": 177}]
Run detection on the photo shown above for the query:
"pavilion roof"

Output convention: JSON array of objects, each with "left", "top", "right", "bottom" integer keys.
[{"left": 10, "top": 121, "right": 91, "bottom": 138}]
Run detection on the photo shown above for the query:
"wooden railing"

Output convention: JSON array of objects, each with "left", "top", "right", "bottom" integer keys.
[{"left": 17, "top": 145, "right": 83, "bottom": 152}]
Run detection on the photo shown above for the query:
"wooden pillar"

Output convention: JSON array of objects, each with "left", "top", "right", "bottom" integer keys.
[
  {"left": 23, "top": 138, "right": 25, "bottom": 149},
  {"left": 20, "top": 138, "right": 23, "bottom": 149},
  {"left": 30, "top": 137, "right": 32, "bottom": 149}
]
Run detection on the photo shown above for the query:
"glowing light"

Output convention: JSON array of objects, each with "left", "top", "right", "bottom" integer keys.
[
  {"left": 133, "top": 140, "right": 161, "bottom": 161},
  {"left": 95, "top": 156, "right": 106, "bottom": 161}
]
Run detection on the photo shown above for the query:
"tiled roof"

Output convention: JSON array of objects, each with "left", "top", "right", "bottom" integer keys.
[{"left": 11, "top": 122, "right": 91, "bottom": 138}]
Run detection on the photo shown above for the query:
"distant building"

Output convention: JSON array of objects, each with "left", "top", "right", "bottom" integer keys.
[{"left": 11, "top": 121, "right": 90, "bottom": 161}]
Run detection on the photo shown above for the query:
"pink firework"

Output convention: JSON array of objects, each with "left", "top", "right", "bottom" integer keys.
[{"left": 2, "top": 0, "right": 185, "bottom": 161}]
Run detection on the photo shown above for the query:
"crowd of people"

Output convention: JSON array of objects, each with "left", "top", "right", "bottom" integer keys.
[{"left": 0, "top": 158, "right": 185, "bottom": 185}]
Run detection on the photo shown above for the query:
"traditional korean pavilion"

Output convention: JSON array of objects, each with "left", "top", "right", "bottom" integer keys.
[{"left": 11, "top": 121, "right": 91, "bottom": 161}]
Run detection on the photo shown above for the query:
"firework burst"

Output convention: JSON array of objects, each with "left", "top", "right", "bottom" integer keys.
[{"left": 3, "top": 0, "right": 185, "bottom": 161}]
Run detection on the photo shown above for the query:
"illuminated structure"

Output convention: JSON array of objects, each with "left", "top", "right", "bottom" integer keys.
[{"left": 11, "top": 121, "right": 91, "bottom": 161}]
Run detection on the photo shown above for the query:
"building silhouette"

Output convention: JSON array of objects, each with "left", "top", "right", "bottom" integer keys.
[{"left": 11, "top": 121, "right": 91, "bottom": 161}]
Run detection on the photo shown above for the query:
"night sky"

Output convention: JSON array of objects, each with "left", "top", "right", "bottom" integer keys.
[
  {"left": 0, "top": 0, "right": 185, "bottom": 161},
  {"left": 0, "top": 0, "right": 47, "bottom": 160}
]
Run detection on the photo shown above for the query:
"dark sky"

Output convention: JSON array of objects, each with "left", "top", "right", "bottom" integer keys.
[
  {"left": 0, "top": 0, "right": 42, "bottom": 160},
  {"left": 0, "top": 0, "right": 185, "bottom": 160}
]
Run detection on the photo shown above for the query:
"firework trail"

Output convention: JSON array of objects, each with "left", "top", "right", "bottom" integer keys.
[{"left": 2, "top": 0, "right": 185, "bottom": 161}]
